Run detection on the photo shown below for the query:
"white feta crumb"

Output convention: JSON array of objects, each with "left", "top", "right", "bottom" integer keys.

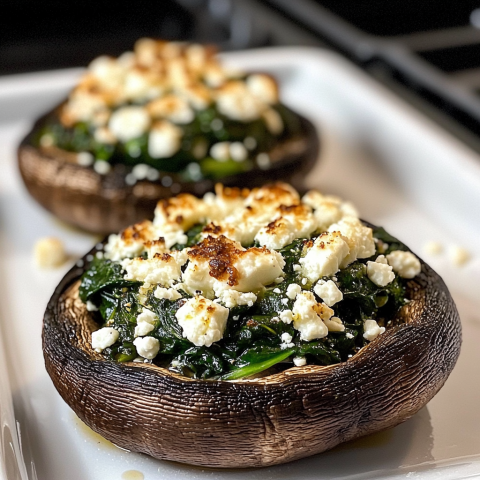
[
  {"left": 230, "top": 142, "right": 248, "bottom": 162},
  {"left": 256, "top": 153, "right": 271, "bottom": 169},
  {"left": 346, "top": 332, "right": 354, "bottom": 339},
  {"left": 375, "top": 254, "right": 388, "bottom": 264},
  {"left": 367, "top": 259, "right": 395, "bottom": 287},
  {"left": 93, "top": 160, "right": 111, "bottom": 175},
  {"left": 77, "top": 151, "right": 94, "bottom": 166},
  {"left": 363, "top": 319, "right": 385, "bottom": 341},
  {"left": 313, "top": 280, "right": 343, "bottom": 307},
  {"left": 34, "top": 237, "right": 67, "bottom": 269},
  {"left": 386, "top": 250, "right": 422, "bottom": 278},
  {"left": 146, "top": 167, "right": 160, "bottom": 181},
  {"left": 133, "top": 336, "right": 160, "bottom": 359},
  {"left": 215, "top": 289, "right": 257, "bottom": 308},
  {"left": 210, "top": 142, "right": 231, "bottom": 161},
  {"left": 292, "top": 291, "right": 331, "bottom": 341},
  {"left": 132, "top": 163, "right": 150, "bottom": 180},
  {"left": 449, "top": 246, "right": 471, "bottom": 267},
  {"left": 424, "top": 241, "right": 443, "bottom": 256},
  {"left": 91, "top": 327, "right": 119, "bottom": 352},
  {"left": 293, "top": 264, "right": 301, "bottom": 272},
  {"left": 280, "top": 332, "right": 294, "bottom": 349},
  {"left": 122, "top": 254, "right": 182, "bottom": 286},
  {"left": 154, "top": 286, "right": 182, "bottom": 301},
  {"left": 301, "top": 231, "right": 350, "bottom": 283},
  {"left": 281, "top": 298, "right": 289, "bottom": 305},
  {"left": 286, "top": 283, "right": 302, "bottom": 300},
  {"left": 148, "top": 121, "right": 183, "bottom": 158},
  {"left": 86, "top": 300, "right": 99, "bottom": 312},
  {"left": 134, "top": 307, "right": 158, "bottom": 337},
  {"left": 108, "top": 105, "right": 150, "bottom": 142},
  {"left": 293, "top": 356, "right": 307, "bottom": 367},
  {"left": 273, "top": 288, "right": 281, "bottom": 294},
  {"left": 175, "top": 296, "right": 229, "bottom": 347},
  {"left": 327, "top": 216, "right": 375, "bottom": 267},
  {"left": 323, "top": 316, "right": 345, "bottom": 332},
  {"left": 280, "top": 332, "right": 293, "bottom": 343},
  {"left": 279, "top": 310, "right": 293, "bottom": 324}
]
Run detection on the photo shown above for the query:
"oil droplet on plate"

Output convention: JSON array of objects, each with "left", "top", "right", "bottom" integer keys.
[
  {"left": 121, "top": 470, "right": 144, "bottom": 480},
  {"left": 71, "top": 412, "right": 117, "bottom": 450}
]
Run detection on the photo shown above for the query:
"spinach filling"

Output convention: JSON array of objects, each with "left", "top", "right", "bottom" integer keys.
[
  {"left": 34, "top": 102, "right": 303, "bottom": 182},
  {"left": 79, "top": 226, "right": 410, "bottom": 380}
]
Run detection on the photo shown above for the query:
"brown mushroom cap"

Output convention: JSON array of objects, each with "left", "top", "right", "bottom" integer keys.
[
  {"left": 42, "top": 239, "right": 461, "bottom": 468},
  {"left": 17, "top": 107, "right": 319, "bottom": 235}
]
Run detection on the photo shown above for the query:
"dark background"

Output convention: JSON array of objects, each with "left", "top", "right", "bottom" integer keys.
[{"left": 4, "top": 0, "right": 480, "bottom": 153}]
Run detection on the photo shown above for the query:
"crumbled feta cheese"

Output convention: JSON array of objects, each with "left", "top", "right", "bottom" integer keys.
[
  {"left": 254, "top": 204, "right": 317, "bottom": 250},
  {"left": 175, "top": 296, "right": 229, "bottom": 347},
  {"left": 134, "top": 308, "right": 158, "bottom": 337},
  {"left": 133, "top": 336, "right": 160, "bottom": 359},
  {"left": 363, "top": 319, "right": 385, "bottom": 341},
  {"left": 215, "top": 80, "right": 266, "bottom": 122},
  {"left": 375, "top": 254, "right": 388, "bottom": 265},
  {"left": 301, "top": 231, "right": 350, "bottom": 283},
  {"left": 328, "top": 216, "right": 375, "bottom": 267},
  {"left": 148, "top": 120, "right": 183, "bottom": 158},
  {"left": 103, "top": 220, "right": 156, "bottom": 261},
  {"left": 237, "top": 247, "right": 286, "bottom": 292},
  {"left": 293, "top": 356, "right": 307, "bottom": 367},
  {"left": 154, "top": 193, "right": 206, "bottom": 231},
  {"left": 346, "top": 332, "right": 354, "bottom": 339},
  {"left": 246, "top": 74, "right": 279, "bottom": 104},
  {"left": 449, "top": 246, "right": 471, "bottom": 266},
  {"left": 386, "top": 250, "right": 421, "bottom": 278},
  {"left": 108, "top": 105, "right": 150, "bottom": 142},
  {"left": 279, "top": 310, "right": 293, "bottom": 324},
  {"left": 313, "top": 279, "right": 343, "bottom": 307},
  {"left": 131, "top": 163, "right": 150, "bottom": 180},
  {"left": 323, "top": 316, "right": 345, "bottom": 332},
  {"left": 210, "top": 142, "right": 231, "bottom": 161},
  {"left": 122, "top": 254, "right": 182, "bottom": 286},
  {"left": 424, "top": 241, "right": 443, "bottom": 256},
  {"left": 230, "top": 142, "right": 248, "bottom": 162},
  {"left": 367, "top": 258, "right": 395, "bottom": 286},
  {"left": 144, "top": 239, "right": 167, "bottom": 258},
  {"left": 254, "top": 218, "right": 297, "bottom": 250},
  {"left": 146, "top": 95, "right": 194, "bottom": 124},
  {"left": 86, "top": 300, "right": 99, "bottom": 312},
  {"left": 34, "top": 237, "right": 67, "bottom": 269},
  {"left": 154, "top": 286, "right": 182, "bottom": 301},
  {"left": 280, "top": 332, "right": 294, "bottom": 349},
  {"left": 292, "top": 291, "right": 331, "bottom": 341},
  {"left": 91, "top": 327, "right": 119, "bottom": 352},
  {"left": 77, "top": 151, "right": 94, "bottom": 166},
  {"left": 93, "top": 160, "right": 112, "bottom": 175},
  {"left": 286, "top": 283, "right": 302, "bottom": 300},
  {"left": 215, "top": 289, "right": 257, "bottom": 308}
]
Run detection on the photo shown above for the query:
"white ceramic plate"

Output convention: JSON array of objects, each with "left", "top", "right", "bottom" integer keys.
[{"left": 0, "top": 46, "right": 479, "bottom": 480}]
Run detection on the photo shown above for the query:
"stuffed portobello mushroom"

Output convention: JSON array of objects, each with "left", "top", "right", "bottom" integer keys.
[
  {"left": 43, "top": 182, "right": 461, "bottom": 468},
  {"left": 18, "top": 38, "right": 319, "bottom": 234}
]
